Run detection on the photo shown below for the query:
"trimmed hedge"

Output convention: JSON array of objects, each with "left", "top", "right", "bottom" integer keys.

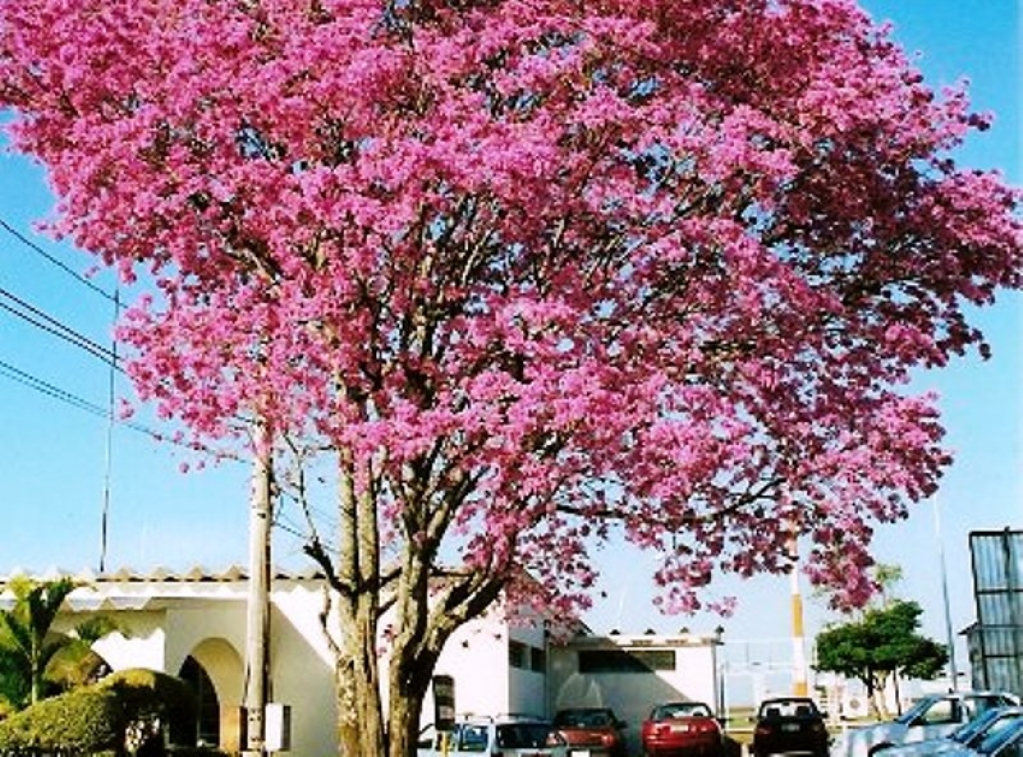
[
  {"left": 0, "top": 668, "right": 198, "bottom": 755},
  {"left": 95, "top": 668, "right": 197, "bottom": 726},
  {"left": 0, "top": 687, "right": 123, "bottom": 752}
]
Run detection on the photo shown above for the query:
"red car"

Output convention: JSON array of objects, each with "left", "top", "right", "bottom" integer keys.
[
  {"left": 553, "top": 707, "right": 628, "bottom": 757},
  {"left": 641, "top": 701, "right": 724, "bottom": 757}
]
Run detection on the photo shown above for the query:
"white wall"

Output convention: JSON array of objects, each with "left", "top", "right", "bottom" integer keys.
[
  {"left": 53, "top": 580, "right": 339, "bottom": 757},
  {"left": 549, "top": 635, "right": 721, "bottom": 757},
  {"left": 48, "top": 576, "right": 722, "bottom": 757},
  {"left": 428, "top": 614, "right": 513, "bottom": 721}
]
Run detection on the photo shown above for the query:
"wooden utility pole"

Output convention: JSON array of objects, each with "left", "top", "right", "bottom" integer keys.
[{"left": 244, "top": 422, "right": 272, "bottom": 757}]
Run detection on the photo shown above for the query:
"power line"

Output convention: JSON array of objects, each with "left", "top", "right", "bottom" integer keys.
[
  {"left": 0, "top": 217, "right": 120, "bottom": 305},
  {"left": 0, "top": 357, "right": 115, "bottom": 419},
  {"left": 0, "top": 285, "right": 120, "bottom": 368},
  {"left": 0, "top": 357, "right": 152, "bottom": 433},
  {"left": 0, "top": 356, "right": 244, "bottom": 463}
]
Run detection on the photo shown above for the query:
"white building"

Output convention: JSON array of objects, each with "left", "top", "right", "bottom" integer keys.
[{"left": 4, "top": 568, "right": 721, "bottom": 757}]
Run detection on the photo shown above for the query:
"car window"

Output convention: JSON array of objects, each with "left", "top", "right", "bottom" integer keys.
[
  {"left": 658, "top": 703, "right": 711, "bottom": 719},
  {"left": 954, "top": 710, "right": 1007, "bottom": 744},
  {"left": 758, "top": 700, "right": 819, "bottom": 719},
  {"left": 556, "top": 710, "right": 612, "bottom": 727},
  {"left": 586, "top": 711, "right": 612, "bottom": 726},
  {"left": 458, "top": 725, "right": 489, "bottom": 752},
  {"left": 969, "top": 697, "right": 1015, "bottom": 718},
  {"left": 920, "top": 698, "right": 955, "bottom": 725},
  {"left": 554, "top": 712, "right": 584, "bottom": 727},
  {"left": 496, "top": 723, "right": 554, "bottom": 749},
  {"left": 976, "top": 721, "right": 1023, "bottom": 755},
  {"left": 896, "top": 696, "right": 938, "bottom": 725}
]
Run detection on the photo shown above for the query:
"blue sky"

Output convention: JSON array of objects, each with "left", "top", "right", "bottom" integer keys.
[{"left": 0, "top": 0, "right": 1019, "bottom": 675}]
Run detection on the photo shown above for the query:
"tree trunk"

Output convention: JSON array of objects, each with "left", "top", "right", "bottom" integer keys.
[
  {"left": 868, "top": 672, "right": 891, "bottom": 720},
  {"left": 335, "top": 616, "right": 385, "bottom": 757},
  {"left": 334, "top": 453, "right": 386, "bottom": 757},
  {"left": 386, "top": 680, "right": 427, "bottom": 757}
]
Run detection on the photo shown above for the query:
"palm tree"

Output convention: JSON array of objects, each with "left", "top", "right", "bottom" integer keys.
[{"left": 0, "top": 576, "right": 118, "bottom": 710}]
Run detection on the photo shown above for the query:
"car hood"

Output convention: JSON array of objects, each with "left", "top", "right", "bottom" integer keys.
[{"left": 834, "top": 722, "right": 907, "bottom": 757}]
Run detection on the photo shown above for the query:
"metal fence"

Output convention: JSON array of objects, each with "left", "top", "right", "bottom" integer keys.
[{"left": 967, "top": 529, "right": 1023, "bottom": 696}]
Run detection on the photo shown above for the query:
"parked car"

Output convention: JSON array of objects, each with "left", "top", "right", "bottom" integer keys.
[
  {"left": 875, "top": 707, "right": 1023, "bottom": 756},
  {"left": 640, "top": 700, "right": 724, "bottom": 757},
  {"left": 417, "top": 715, "right": 569, "bottom": 757},
  {"left": 553, "top": 707, "right": 628, "bottom": 757},
  {"left": 750, "top": 696, "right": 828, "bottom": 757},
  {"left": 832, "top": 691, "right": 1021, "bottom": 757},
  {"left": 942, "top": 715, "right": 1023, "bottom": 757}
]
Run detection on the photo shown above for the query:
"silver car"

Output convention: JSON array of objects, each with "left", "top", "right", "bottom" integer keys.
[
  {"left": 941, "top": 716, "right": 1023, "bottom": 757},
  {"left": 832, "top": 691, "right": 1020, "bottom": 757},
  {"left": 875, "top": 707, "right": 1023, "bottom": 756}
]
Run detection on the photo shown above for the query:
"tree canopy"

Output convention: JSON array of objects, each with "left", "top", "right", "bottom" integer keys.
[
  {"left": 815, "top": 600, "right": 948, "bottom": 717},
  {"left": 1, "top": 0, "right": 1020, "bottom": 754}
]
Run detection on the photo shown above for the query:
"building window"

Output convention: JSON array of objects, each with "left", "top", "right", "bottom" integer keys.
[
  {"left": 530, "top": 646, "right": 546, "bottom": 673},
  {"left": 509, "top": 640, "right": 547, "bottom": 673},
  {"left": 578, "top": 649, "right": 676, "bottom": 673},
  {"left": 509, "top": 640, "right": 528, "bottom": 669}
]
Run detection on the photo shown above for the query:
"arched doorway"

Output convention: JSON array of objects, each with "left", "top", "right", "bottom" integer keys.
[
  {"left": 177, "top": 638, "right": 244, "bottom": 750},
  {"left": 179, "top": 655, "right": 220, "bottom": 747}
]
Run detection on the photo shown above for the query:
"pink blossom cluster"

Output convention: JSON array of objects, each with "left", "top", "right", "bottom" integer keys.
[{"left": 2, "top": 0, "right": 1020, "bottom": 616}]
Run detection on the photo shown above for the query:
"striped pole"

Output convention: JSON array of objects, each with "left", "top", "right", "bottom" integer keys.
[{"left": 790, "top": 531, "right": 809, "bottom": 697}]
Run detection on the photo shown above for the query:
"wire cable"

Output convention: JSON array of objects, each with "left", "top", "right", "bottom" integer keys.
[
  {"left": 1, "top": 357, "right": 166, "bottom": 442},
  {"left": 0, "top": 286, "right": 120, "bottom": 368},
  {"left": 0, "top": 217, "right": 120, "bottom": 305}
]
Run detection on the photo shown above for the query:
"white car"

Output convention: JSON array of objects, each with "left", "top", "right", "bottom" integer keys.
[
  {"left": 418, "top": 715, "right": 569, "bottom": 757},
  {"left": 832, "top": 692, "right": 1020, "bottom": 757}
]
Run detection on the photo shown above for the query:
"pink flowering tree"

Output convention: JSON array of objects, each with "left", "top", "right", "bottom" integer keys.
[{"left": 2, "top": 0, "right": 1021, "bottom": 754}]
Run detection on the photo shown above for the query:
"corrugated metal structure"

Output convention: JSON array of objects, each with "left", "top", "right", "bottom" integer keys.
[{"left": 967, "top": 529, "right": 1023, "bottom": 696}]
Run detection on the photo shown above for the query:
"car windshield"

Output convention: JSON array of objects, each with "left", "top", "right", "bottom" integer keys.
[
  {"left": 953, "top": 709, "right": 1009, "bottom": 744},
  {"left": 656, "top": 703, "right": 712, "bottom": 719},
  {"left": 496, "top": 723, "right": 555, "bottom": 749},
  {"left": 895, "top": 696, "right": 939, "bottom": 725},
  {"left": 555, "top": 710, "right": 612, "bottom": 727},
  {"left": 758, "top": 699, "right": 819, "bottom": 719},
  {"left": 974, "top": 715, "right": 1023, "bottom": 755}
]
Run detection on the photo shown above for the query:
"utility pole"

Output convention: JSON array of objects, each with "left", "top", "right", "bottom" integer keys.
[
  {"left": 243, "top": 421, "right": 272, "bottom": 757},
  {"left": 99, "top": 289, "right": 119, "bottom": 573},
  {"left": 789, "top": 530, "right": 809, "bottom": 697},
  {"left": 933, "top": 498, "right": 959, "bottom": 690}
]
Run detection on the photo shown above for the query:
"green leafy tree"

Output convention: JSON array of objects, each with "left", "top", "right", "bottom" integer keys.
[
  {"left": 0, "top": 577, "right": 119, "bottom": 710},
  {"left": 815, "top": 600, "right": 948, "bottom": 718},
  {"left": 45, "top": 615, "right": 120, "bottom": 691}
]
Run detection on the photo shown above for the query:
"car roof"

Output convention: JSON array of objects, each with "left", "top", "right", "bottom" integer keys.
[
  {"left": 923, "top": 691, "right": 1018, "bottom": 700},
  {"left": 457, "top": 714, "right": 551, "bottom": 725}
]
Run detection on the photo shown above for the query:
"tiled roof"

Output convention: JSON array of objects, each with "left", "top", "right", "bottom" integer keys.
[{"left": 0, "top": 564, "right": 327, "bottom": 584}]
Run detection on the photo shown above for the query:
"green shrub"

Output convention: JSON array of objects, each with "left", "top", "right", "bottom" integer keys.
[
  {"left": 0, "top": 667, "right": 199, "bottom": 755},
  {"left": 0, "top": 687, "right": 124, "bottom": 753},
  {"left": 95, "top": 668, "right": 197, "bottom": 727}
]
